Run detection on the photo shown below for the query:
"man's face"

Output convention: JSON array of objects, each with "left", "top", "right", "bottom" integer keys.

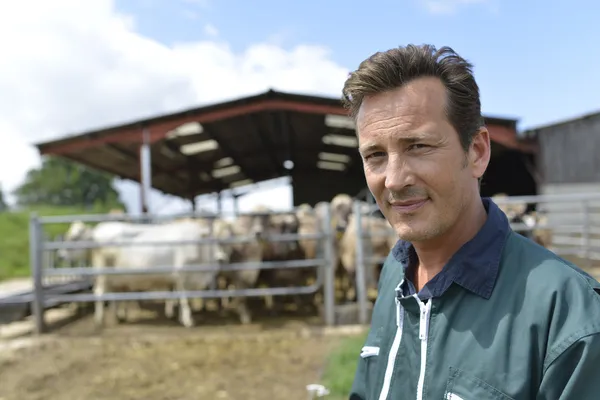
[{"left": 356, "top": 77, "right": 490, "bottom": 243}]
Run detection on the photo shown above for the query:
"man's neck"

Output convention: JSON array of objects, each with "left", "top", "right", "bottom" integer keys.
[{"left": 411, "top": 197, "right": 488, "bottom": 291}]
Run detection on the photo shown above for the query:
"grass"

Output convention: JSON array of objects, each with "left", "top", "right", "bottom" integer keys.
[
  {"left": 320, "top": 332, "right": 367, "bottom": 399},
  {"left": 0, "top": 205, "right": 116, "bottom": 281}
]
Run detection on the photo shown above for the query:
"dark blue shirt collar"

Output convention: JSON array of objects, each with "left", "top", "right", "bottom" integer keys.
[{"left": 393, "top": 197, "right": 510, "bottom": 300}]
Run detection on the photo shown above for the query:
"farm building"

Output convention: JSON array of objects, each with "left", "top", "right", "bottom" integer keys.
[
  {"left": 521, "top": 110, "right": 600, "bottom": 261},
  {"left": 34, "top": 89, "right": 538, "bottom": 210},
  {"left": 522, "top": 110, "right": 600, "bottom": 196}
]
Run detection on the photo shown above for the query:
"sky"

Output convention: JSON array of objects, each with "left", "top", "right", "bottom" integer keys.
[{"left": 1, "top": 0, "right": 598, "bottom": 216}]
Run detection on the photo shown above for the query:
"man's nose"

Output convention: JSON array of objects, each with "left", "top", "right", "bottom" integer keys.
[{"left": 384, "top": 155, "right": 415, "bottom": 191}]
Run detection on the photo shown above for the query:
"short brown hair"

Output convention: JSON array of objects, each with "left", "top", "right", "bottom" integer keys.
[{"left": 342, "top": 44, "right": 484, "bottom": 151}]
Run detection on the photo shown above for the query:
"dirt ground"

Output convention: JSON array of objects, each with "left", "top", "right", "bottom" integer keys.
[{"left": 0, "top": 303, "right": 341, "bottom": 400}]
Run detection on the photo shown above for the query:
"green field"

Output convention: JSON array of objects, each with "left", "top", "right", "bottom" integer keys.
[
  {"left": 320, "top": 332, "right": 367, "bottom": 399},
  {"left": 0, "top": 206, "right": 114, "bottom": 281}
]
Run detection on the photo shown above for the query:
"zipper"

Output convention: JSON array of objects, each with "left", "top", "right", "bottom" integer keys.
[
  {"left": 377, "top": 282, "right": 405, "bottom": 400},
  {"left": 414, "top": 294, "right": 432, "bottom": 400}
]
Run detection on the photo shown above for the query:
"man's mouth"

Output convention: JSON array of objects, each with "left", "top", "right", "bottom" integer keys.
[{"left": 389, "top": 198, "right": 429, "bottom": 213}]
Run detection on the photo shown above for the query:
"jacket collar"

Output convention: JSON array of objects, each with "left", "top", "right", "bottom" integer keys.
[{"left": 391, "top": 197, "right": 511, "bottom": 300}]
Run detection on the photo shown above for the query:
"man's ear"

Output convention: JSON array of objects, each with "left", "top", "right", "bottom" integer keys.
[{"left": 469, "top": 127, "right": 491, "bottom": 179}]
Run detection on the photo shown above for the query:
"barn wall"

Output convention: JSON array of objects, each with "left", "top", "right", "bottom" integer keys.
[
  {"left": 540, "top": 182, "right": 600, "bottom": 196},
  {"left": 292, "top": 170, "right": 366, "bottom": 206},
  {"left": 480, "top": 146, "right": 537, "bottom": 198},
  {"left": 536, "top": 113, "right": 600, "bottom": 184}
]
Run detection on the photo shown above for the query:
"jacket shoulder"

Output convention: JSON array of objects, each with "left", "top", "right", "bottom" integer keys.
[
  {"left": 503, "top": 232, "right": 600, "bottom": 369},
  {"left": 504, "top": 232, "right": 600, "bottom": 292}
]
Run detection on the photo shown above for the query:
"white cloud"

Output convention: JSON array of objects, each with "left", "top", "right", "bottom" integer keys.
[
  {"left": 203, "top": 23, "right": 218, "bottom": 37},
  {"left": 420, "top": 0, "right": 494, "bottom": 14},
  {"left": 0, "top": 0, "right": 349, "bottom": 215}
]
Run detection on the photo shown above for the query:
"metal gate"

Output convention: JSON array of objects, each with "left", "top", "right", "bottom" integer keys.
[{"left": 28, "top": 206, "right": 338, "bottom": 334}]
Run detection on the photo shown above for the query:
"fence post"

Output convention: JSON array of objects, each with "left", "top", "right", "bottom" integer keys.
[
  {"left": 581, "top": 200, "right": 592, "bottom": 269},
  {"left": 353, "top": 201, "right": 369, "bottom": 325},
  {"left": 321, "top": 204, "right": 336, "bottom": 326},
  {"left": 29, "top": 213, "right": 46, "bottom": 335}
]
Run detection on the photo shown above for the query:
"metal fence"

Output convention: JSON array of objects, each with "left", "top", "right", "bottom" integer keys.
[
  {"left": 351, "top": 192, "right": 600, "bottom": 325},
  {"left": 27, "top": 206, "right": 338, "bottom": 334},
  {"left": 492, "top": 192, "right": 600, "bottom": 266},
  {"left": 16, "top": 192, "right": 600, "bottom": 334}
]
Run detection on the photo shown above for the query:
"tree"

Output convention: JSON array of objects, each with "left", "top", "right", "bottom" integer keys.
[
  {"left": 0, "top": 184, "right": 7, "bottom": 212},
  {"left": 13, "top": 156, "right": 126, "bottom": 210}
]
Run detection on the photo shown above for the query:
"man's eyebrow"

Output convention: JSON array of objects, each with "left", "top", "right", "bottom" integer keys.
[
  {"left": 358, "top": 132, "right": 435, "bottom": 154},
  {"left": 358, "top": 143, "right": 380, "bottom": 155},
  {"left": 401, "top": 132, "right": 434, "bottom": 143}
]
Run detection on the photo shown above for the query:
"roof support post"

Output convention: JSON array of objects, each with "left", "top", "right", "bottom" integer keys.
[
  {"left": 216, "top": 192, "right": 222, "bottom": 215},
  {"left": 279, "top": 111, "right": 295, "bottom": 175},
  {"left": 232, "top": 193, "right": 240, "bottom": 216},
  {"left": 139, "top": 127, "right": 152, "bottom": 214}
]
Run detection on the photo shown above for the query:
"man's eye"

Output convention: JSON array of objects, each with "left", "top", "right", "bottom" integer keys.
[
  {"left": 408, "top": 144, "right": 429, "bottom": 151},
  {"left": 365, "top": 152, "right": 386, "bottom": 160}
]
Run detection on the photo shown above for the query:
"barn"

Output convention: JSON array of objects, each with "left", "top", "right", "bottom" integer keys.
[
  {"left": 523, "top": 110, "right": 600, "bottom": 196},
  {"left": 521, "top": 110, "right": 600, "bottom": 261},
  {"left": 34, "top": 89, "right": 538, "bottom": 211}
]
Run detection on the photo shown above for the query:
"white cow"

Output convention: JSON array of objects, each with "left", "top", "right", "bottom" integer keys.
[
  {"left": 57, "top": 220, "right": 149, "bottom": 262},
  {"left": 59, "top": 219, "right": 229, "bottom": 328},
  {"left": 339, "top": 213, "right": 397, "bottom": 301},
  {"left": 209, "top": 216, "right": 266, "bottom": 324}
]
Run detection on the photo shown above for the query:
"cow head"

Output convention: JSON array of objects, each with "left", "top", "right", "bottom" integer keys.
[
  {"left": 56, "top": 220, "right": 92, "bottom": 263},
  {"left": 330, "top": 193, "right": 353, "bottom": 238},
  {"left": 277, "top": 213, "right": 300, "bottom": 254},
  {"left": 250, "top": 213, "right": 270, "bottom": 243},
  {"left": 492, "top": 193, "right": 528, "bottom": 222},
  {"left": 211, "top": 218, "right": 234, "bottom": 263}
]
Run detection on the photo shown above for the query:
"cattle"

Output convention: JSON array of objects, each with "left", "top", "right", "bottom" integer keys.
[
  {"left": 329, "top": 194, "right": 354, "bottom": 237},
  {"left": 62, "top": 191, "right": 564, "bottom": 325},
  {"left": 57, "top": 220, "right": 150, "bottom": 320},
  {"left": 491, "top": 193, "right": 536, "bottom": 239},
  {"left": 338, "top": 211, "right": 397, "bottom": 302},
  {"left": 208, "top": 213, "right": 270, "bottom": 325},
  {"left": 274, "top": 204, "right": 325, "bottom": 312},
  {"left": 492, "top": 193, "right": 528, "bottom": 221},
  {"left": 59, "top": 218, "right": 230, "bottom": 328},
  {"left": 327, "top": 194, "right": 383, "bottom": 301},
  {"left": 523, "top": 211, "right": 553, "bottom": 248},
  {"left": 247, "top": 206, "right": 309, "bottom": 313},
  {"left": 259, "top": 196, "right": 387, "bottom": 306},
  {"left": 245, "top": 201, "right": 350, "bottom": 315},
  {"left": 254, "top": 199, "right": 381, "bottom": 314}
]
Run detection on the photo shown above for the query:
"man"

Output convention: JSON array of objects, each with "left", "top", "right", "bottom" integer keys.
[{"left": 342, "top": 44, "right": 600, "bottom": 400}]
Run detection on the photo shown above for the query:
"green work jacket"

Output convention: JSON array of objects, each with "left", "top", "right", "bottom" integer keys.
[{"left": 349, "top": 198, "right": 600, "bottom": 400}]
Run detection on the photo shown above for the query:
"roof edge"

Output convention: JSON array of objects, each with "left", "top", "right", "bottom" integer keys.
[
  {"left": 35, "top": 89, "right": 520, "bottom": 150},
  {"left": 521, "top": 108, "right": 600, "bottom": 135},
  {"left": 34, "top": 89, "right": 346, "bottom": 149}
]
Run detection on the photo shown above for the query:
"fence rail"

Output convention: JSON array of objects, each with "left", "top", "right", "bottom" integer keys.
[
  {"left": 26, "top": 205, "right": 338, "bottom": 334},
  {"left": 10, "top": 192, "right": 600, "bottom": 334}
]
